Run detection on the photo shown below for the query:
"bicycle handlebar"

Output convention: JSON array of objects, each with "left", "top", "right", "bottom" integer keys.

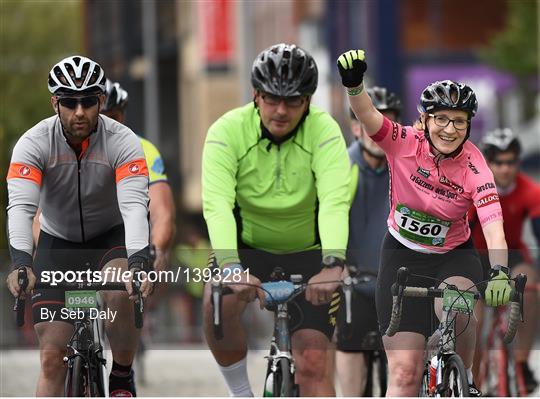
[
  {"left": 503, "top": 273, "right": 527, "bottom": 344},
  {"left": 210, "top": 280, "right": 306, "bottom": 340},
  {"left": 13, "top": 267, "right": 144, "bottom": 328},
  {"left": 385, "top": 267, "right": 526, "bottom": 343},
  {"left": 210, "top": 270, "right": 377, "bottom": 339}
]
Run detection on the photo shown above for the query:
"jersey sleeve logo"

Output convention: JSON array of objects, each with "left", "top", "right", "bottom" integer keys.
[
  {"left": 151, "top": 157, "right": 165, "bottom": 175},
  {"left": 20, "top": 166, "right": 31, "bottom": 176},
  {"left": 116, "top": 158, "right": 149, "bottom": 183},
  {"left": 7, "top": 162, "right": 42, "bottom": 186},
  {"left": 129, "top": 163, "right": 140, "bottom": 174},
  {"left": 476, "top": 194, "right": 499, "bottom": 208}
]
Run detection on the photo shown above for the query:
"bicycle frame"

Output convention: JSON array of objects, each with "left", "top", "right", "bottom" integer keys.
[
  {"left": 64, "top": 295, "right": 108, "bottom": 397},
  {"left": 386, "top": 266, "right": 525, "bottom": 397},
  {"left": 479, "top": 306, "right": 527, "bottom": 397},
  {"left": 429, "top": 307, "right": 465, "bottom": 397},
  {"left": 211, "top": 269, "right": 370, "bottom": 397},
  {"left": 13, "top": 267, "right": 144, "bottom": 397}
]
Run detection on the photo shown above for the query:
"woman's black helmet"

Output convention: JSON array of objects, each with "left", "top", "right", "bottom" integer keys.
[
  {"left": 251, "top": 43, "right": 318, "bottom": 97},
  {"left": 419, "top": 80, "right": 478, "bottom": 117}
]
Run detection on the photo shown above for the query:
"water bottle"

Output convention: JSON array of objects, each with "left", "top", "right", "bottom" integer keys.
[
  {"left": 263, "top": 372, "right": 274, "bottom": 397},
  {"left": 429, "top": 355, "right": 438, "bottom": 393}
]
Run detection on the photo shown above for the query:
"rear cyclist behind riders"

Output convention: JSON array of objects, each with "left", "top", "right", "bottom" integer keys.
[
  {"left": 101, "top": 79, "right": 176, "bottom": 273},
  {"left": 335, "top": 87, "right": 401, "bottom": 396},
  {"left": 469, "top": 128, "right": 540, "bottom": 393},
  {"left": 337, "top": 50, "right": 511, "bottom": 397},
  {"left": 6, "top": 56, "right": 152, "bottom": 397}
]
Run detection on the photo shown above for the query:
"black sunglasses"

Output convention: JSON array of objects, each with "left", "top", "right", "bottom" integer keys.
[{"left": 58, "top": 96, "right": 99, "bottom": 109}]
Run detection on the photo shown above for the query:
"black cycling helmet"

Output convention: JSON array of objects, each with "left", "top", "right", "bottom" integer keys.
[
  {"left": 419, "top": 80, "right": 478, "bottom": 117},
  {"left": 480, "top": 128, "right": 521, "bottom": 161},
  {"left": 367, "top": 86, "right": 402, "bottom": 115},
  {"left": 251, "top": 43, "right": 318, "bottom": 97},
  {"left": 102, "top": 79, "right": 129, "bottom": 112}
]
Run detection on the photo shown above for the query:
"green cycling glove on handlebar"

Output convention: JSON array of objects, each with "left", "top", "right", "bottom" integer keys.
[{"left": 485, "top": 268, "right": 511, "bottom": 307}]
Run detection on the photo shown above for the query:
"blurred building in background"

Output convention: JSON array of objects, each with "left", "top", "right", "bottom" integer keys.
[{"left": 83, "top": 0, "right": 537, "bottom": 217}]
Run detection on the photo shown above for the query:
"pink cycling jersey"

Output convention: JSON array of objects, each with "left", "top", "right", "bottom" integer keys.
[{"left": 372, "top": 116, "right": 503, "bottom": 253}]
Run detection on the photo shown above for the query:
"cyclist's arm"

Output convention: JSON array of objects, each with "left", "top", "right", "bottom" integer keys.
[
  {"left": 141, "top": 138, "right": 176, "bottom": 255},
  {"left": 149, "top": 181, "right": 176, "bottom": 253},
  {"left": 482, "top": 220, "right": 508, "bottom": 268},
  {"left": 6, "top": 135, "right": 44, "bottom": 269},
  {"left": 32, "top": 208, "right": 41, "bottom": 245},
  {"left": 112, "top": 131, "right": 151, "bottom": 265},
  {"left": 348, "top": 90, "right": 384, "bottom": 136},
  {"left": 471, "top": 155, "right": 506, "bottom": 267},
  {"left": 312, "top": 120, "right": 351, "bottom": 260},
  {"left": 202, "top": 124, "right": 239, "bottom": 266},
  {"left": 526, "top": 181, "right": 540, "bottom": 265}
]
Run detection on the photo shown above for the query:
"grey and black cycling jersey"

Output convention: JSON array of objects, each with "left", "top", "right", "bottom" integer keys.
[{"left": 7, "top": 114, "right": 150, "bottom": 268}]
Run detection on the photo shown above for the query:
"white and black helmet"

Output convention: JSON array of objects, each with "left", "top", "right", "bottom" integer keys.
[
  {"left": 480, "top": 128, "right": 521, "bottom": 160},
  {"left": 48, "top": 55, "right": 106, "bottom": 94},
  {"left": 103, "top": 79, "right": 129, "bottom": 112}
]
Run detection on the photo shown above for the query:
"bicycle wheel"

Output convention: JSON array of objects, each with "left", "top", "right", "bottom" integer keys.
[
  {"left": 441, "top": 354, "right": 468, "bottom": 397},
  {"left": 418, "top": 365, "right": 430, "bottom": 397},
  {"left": 364, "top": 351, "right": 387, "bottom": 397},
  {"left": 273, "top": 358, "right": 295, "bottom": 397},
  {"left": 374, "top": 352, "right": 388, "bottom": 397},
  {"left": 65, "top": 356, "right": 85, "bottom": 397}
]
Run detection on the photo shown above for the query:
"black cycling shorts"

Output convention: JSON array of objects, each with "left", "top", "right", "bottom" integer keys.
[
  {"left": 336, "top": 289, "right": 382, "bottom": 352},
  {"left": 31, "top": 224, "right": 127, "bottom": 324},
  {"left": 376, "top": 232, "right": 483, "bottom": 338}
]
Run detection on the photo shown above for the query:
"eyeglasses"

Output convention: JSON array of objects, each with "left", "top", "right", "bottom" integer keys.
[
  {"left": 490, "top": 158, "right": 519, "bottom": 167},
  {"left": 428, "top": 114, "right": 470, "bottom": 131},
  {"left": 260, "top": 93, "right": 306, "bottom": 108},
  {"left": 58, "top": 96, "right": 99, "bottom": 109}
]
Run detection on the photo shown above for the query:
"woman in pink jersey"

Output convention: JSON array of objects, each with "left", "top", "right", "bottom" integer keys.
[{"left": 337, "top": 50, "right": 512, "bottom": 396}]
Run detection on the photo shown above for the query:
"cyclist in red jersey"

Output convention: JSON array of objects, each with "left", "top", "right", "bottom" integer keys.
[{"left": 469, "top": 128, "right": 539, "bottom": 393}]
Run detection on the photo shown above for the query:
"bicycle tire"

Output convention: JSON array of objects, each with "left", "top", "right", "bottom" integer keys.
[
  {"left": 376, "top": 351, "right": 388, "bottom": 396},
  {"left": 273, "top": 358, "right": 295, "bottom": 397},
  {"left": 363, "top": 352, "right": 374, "bottom": 397},
  {"left": 66, "top": 355, "right": 85, "bottom": 397},
  {"left": 441, "top": 354, "right": 469, "bottom": 397},
  {"left": 363, "top": 351, "right": 387, "bottom": 397},
  {"left": 418, "top": 364, "right": 430, "bottom": 397}
]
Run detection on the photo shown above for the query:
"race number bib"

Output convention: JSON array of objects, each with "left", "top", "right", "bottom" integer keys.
[
  {"left": 394, "top": 204, "right": 451, "bottom": 246},
  {"left": 65, "top": 290, "right": 98, "bottom": 308}
]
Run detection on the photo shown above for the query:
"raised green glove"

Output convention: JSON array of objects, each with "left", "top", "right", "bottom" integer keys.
[
  {"left": 337, "top": 50, "right": 367, "bottom": 88},
  {"left": 485, "top": 267, "right": 511, "bottom": 306}
]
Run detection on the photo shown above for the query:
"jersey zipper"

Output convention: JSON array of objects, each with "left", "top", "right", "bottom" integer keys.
[
  {"left": 275, "top": 145, "right": 281, "bottom": 190},
  {"left": 77, "top": 158, "right": 86, "bottom": 242}
]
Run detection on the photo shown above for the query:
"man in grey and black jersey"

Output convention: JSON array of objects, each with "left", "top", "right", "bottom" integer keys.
[{"left": 5, "top": 55, "right": 152, "bottom": 396}]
